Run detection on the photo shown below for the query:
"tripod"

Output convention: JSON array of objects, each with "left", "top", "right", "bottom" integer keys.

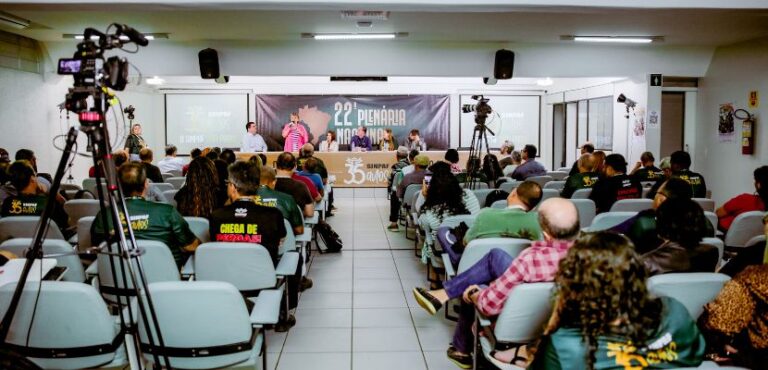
[
  {"left": 466, "top": 122, "right": 495, "bottom": 189},
  {"left": 0, "top": 91, "right": 171, "bottom": 368}
]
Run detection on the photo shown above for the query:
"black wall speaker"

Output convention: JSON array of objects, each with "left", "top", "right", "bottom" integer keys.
[
  {"left": 198, "top": 48, "right": 220, "bottom": 79},
  {"left": 494, "top": 49, "right": 515, "bottom": 80}
]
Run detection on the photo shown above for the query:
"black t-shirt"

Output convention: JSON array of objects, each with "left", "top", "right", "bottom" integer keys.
[
  {"left": 589, "top": 173, "right": 642, "bottom": 213},
  {"left": 673, "top": 170, "right": 707, "bottom": 198},
  {"left": 209, "top": 199, "right": 287, "bottom": 264},
  {"left": 1, "top": 193, "right": 69, "bottom": 231},
  {"left": 275, "top": 177, "right": 313, "bottom": 209},
  {"left": 632, "top": 166, "right": 664, "bottom": 182},
  {"left": 143, "top": 163, "right": 164, "bottom": 184}
]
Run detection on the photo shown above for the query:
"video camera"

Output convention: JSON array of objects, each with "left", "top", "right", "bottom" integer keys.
[{"left": 462, "top": 95, "right": 493, "bottom": 125}]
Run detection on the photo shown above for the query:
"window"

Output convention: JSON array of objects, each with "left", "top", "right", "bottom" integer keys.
[{"left": 587, "top": 96, "right": 613, "bottom": 150}]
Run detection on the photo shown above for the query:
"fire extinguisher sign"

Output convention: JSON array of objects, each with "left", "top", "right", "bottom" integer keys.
[{"left": 749, "top": 91, "right": 759, "bottom": 108}]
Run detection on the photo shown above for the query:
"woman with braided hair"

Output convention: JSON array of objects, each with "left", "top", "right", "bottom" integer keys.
[
  {"left": 530, "top": 232, "right": 706, "bottom": 369},
  {"left": 174, "top": 156, "right": 222, "bottom": 219}
]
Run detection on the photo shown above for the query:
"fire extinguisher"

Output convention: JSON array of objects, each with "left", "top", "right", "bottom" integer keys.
[{"left": 735, "top": 109, "right": 756, "bottom": 155}]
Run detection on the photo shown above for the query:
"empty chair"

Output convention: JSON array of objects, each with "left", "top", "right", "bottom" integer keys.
[
  {"left": 570, "top": 188, "right": 592, "bottom": 199},
  {"left": 0, "top": 216, "right": 65, "bottom": 242},
  {"left": 585, "top": 211, "right": 637, "bottom": 232},
  {"left": 63, "top": 199, "right": 101, "bottom": 227},
  {"left": 543, "top": 180, "right": 566, "bottom": 191},
  {"left": 167, "top": 169, "right": 183, "bottom": 177},
  {"left": 693, "top": 198, "right": 715, "bottom": 212},
  {"left": 166, "top": 176, "right": 186, "bottom": 190},
  {"left": 571, "top": 199, "right": 597, "bottom": 229},
  {"left": 472, "top": 188, "right": 495, "bottom": 208},
  {"left": 538, "top": 189, "right": 560, "bottom": 204},
  {"left": 163, "top": 189, "right": 179, "bottom": 208},
  {"left": 0, "top": 281, "right": 127, "bottom": 369},
  {"left": 280, "top": 219, "right": 298, "bottom": 256},
  {"left": 0, "top": 238, "right": 85, "bottom": 282},
  {"left": 81, "top": 178, "right": 98, "bottom": 195},
  {"left": 724, "top": 211, "right": 765, "bottom": 248},
  {"left": 137, "top": 281, "right": 271, "bottom": 370},
  {"left": 60, "top": 183, "right": 82, "bottom": 192},
  {"left": 609, "top": 199, "right": 653, "bottom": 212},
  {"left": 149, "top": 182, "right": 174, "bottom": 194},
  {"left": 526, "top": 175, "right": 553, "bottom": 188},
  {"left": 491, "top": 199, "right": 507, "bottom": 209},
  {"left": 546, "top": 171, "right": 568, "bottom": 181},
  {"left": 647, "top": 272, "right": 731, "bottom": 319},
  {"left": 77, "top": 216, "right": 95, "bottom": 253},
  {"left": 499, "top": 181, "right": 520, "bottom": 193},
  {"left": 184, "top": 217, "right": 210, "bottom": 243}
]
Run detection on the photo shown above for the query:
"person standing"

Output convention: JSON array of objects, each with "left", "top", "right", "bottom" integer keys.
[
  {"left": 124, "top": 123, "right": 146, "bottom": 162},
  {"left": 350, "top": 126, "right": 372, "bottom": 152},
  {"left": 379, "top": 128, "right": 396, "bottom": 151},
  {"left": 241, "top": 121, "right": 268, "bottom": 153},
  {"left": 281, "top": 112, "right": 309, "bottom": 152}
]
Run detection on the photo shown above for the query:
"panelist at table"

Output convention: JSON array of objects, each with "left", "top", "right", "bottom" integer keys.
[
  {"left": 379, "top": 128, "right": 396, "bottom": 151},
  {"left": 319, "top": 130, "right": 339, "bottom": 152},
  {"left": 350, "top": 126, "right": 372, "bottom": 152},
  {"left": 282, "top": 112, "right": 309, "bottom": 152}
]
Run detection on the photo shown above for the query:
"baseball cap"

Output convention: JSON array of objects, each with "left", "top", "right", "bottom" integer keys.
[
  {"left": 0, "top": 148, "right": 9, "bottom": 163},
  {"left": 413, "top": 154, "right": 430, "bottom": 167}
]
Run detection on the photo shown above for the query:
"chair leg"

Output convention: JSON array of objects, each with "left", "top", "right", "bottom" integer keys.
[{"left": 261, "top": 329, "right": 268, "bottom": 370}]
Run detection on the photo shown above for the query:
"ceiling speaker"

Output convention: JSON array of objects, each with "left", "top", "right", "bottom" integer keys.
[
  {"left": 494, "top": 49, "right": 515, "bottom": 80},
  {"left": 198, "top": 48, "right": 220, "bottom": 79}
]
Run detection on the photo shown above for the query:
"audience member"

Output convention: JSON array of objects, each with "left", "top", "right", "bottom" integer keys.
[
  {"left": 157, "top": 145, "right": 185, "bottom": 174},
  {"left": 91, "top": 162, "right": 200, "bottom": 267},
  {"left": 589, "top": 153, "right": 641, "bottom": 213},
  {"left": 631, "top": 151, "right": 663, "bottom": 181},
  {"left": 1, "top": 160, "right": 68, "bottom": 231},
  {"left": 213, "top": 158, "right": 230, "bottom": 204},
  {"left": 401, "top": 149, "right": 420, "bottom": 176},
  {"left": 670, "top": 150, "right": 707, "bottom": 198},
  {"left": 444, "top": 148, "right": 461, "bottom": 174},
  {"left": 241, "top": 121, "right": 268, "bottom": 153},
  {"left": 592, "top": 150, "right": 606, "bottom": 177},
  {"left": 482, "top": 153, "right": 503, "bottom": 183},
  {"left": 297, "top": 157, "right": 324, "bottom": 196},
  {"left": 568, "top": 142, "right": 594, "bottom": 176},
  {"left": 402, "top": 129, "right": 427, "bottom": 151},
  {"left": 275, "top": 152, "right": 315, "bottom": 217},
  {"left": 642, "top": 198, "right": 719, "bottom": 275},
  {"left": 396, "top": 154, "right": 429, "bottom": 200},
  {"left": 174, "top": 157, "right": 221, "bottom": 219},
  {"left": 319, "top": 130, "right": 339, "bottom": 152},
  {"left": 457, "top": 156, "right": 488, "bottom": 184},
  {"left": 498, "top": 141, "right": 515, "bottom": 170},
  {"left": 561, "top": 153, "right": 599, "bottom": 198},
  {"left": 89, "top": 150, "right": 128, "bottom": 179},
  {"left": 15, "top": 149, "right": 51, "bottom": 191},
  {"left": 645, "top": 156, "right": 673, "bottom": 199},
  {"left": 298, "top": 143, "right": 328, "bottom": 183},
  {"left": 205, "top": 147, "right": 219, "bottom": 162},
  {"left": 715, "top": 165, "right": 768, "bottom": 232},
  {"left": 379, "top": 128, "right": 396, "bottom": 151},
  {"left": 700, "top": 264, "right": 768, "bottom": 369},
  {"left": 350, "top": 126, "right": 372, "bottom": 152},
  {"left": 387, "top": 147, "right": 411, "bottom": 231},
  {"left": 0, "top": 148, "right": 10, "bottom": 185},
  {"left": 501, "top": 150, "right": 522, "bottom": 176},
  {"left": 258, "top": 153, "right": 267, "bottom": 166},
  {"left": 258, "top": 166, "right": 304, "bottom": 236},
  {"left": 182, "top": 148, "right": 202, "bottom": 176},
  {"left": 529, "top": 232, "right": 705, "bottom": 369},
  {"left": 219, "top": 149, "right": 237, "bottom": 165},
  {"left": 510, "top": 144, "right": 547, "bottom": 180},
  {"left": 139, "top": 148, "right": 164, "bottom": 184}
]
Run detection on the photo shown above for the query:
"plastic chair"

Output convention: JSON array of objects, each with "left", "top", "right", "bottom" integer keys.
[
  {"left": 570, "top": 188, "right": 592, "bottom": 199},
  {"left": 0, "top": 281, "right": 127, "bottom": 369},
  {"left": 702, "top": 237, "right": 725, "bottom": 266},
  {"left": 81, "top": 178, "right": 98, "bottom": 195},
  {"left": 490, "top": 199, "right": 507, "bottom": 209},
  {"left": 543, "top": 180, "right": 566, "bottom": 191},
  {"left": 472, "top": 189, "right": 495, "bottom": 208},
  {"left": 609, "top": 199, "right": 653, "bottom": 212},
  {"left": 77, "top": 216, "right": 95, "bottom": 253},
  {"left": 585, "top": 211, "right": 637, "bottom": 232},
  {"left": 149, "top": 182, "right": 175, "bottom": 194},
  {"left": 64, "top": 189, "right": 95, "bottom": 199},
  {"left": 444, "top": 238, "right": 531, "bottom": 279},
  {"left": 546, "top": 171, "right": 568, "bottom": 181},
  {"left": 63, "top": 199, "right": 101, "bottom": 227},
  {"left": 167, "top": 169, "right": 183, "bottom": 177},
  {"left": 166, "top": 177, "right": 186, "bottom": 190},
  {"left": 571, "top": 199, "right": 596, "bottom": 229},
  {"left": 0, "top": 238, "right": 85, "bottom": 282},
  {"left": 499, "top": 181, "right": 520, "bottom": 193},
  {"left": 745, "top": 234, "right": 766, "bottom": 248},
  {"left": 526, "top": 175, "right": 553, "bottom": 188},
  {"left": 0, "top": 216, "right": 65, "bottom": 242},
  {"left": 161, "top": 173, "right": 174, "bottom": 182},
  {"left": 647, "top": 272, "right": 730, "bottom": 319},
  {"left": 704, "top": 212, "right": 719, "bottom": 233},
  {"left": 163, "top": 190, "right": 179, "bottom": 208},
  {"left": 137, "top": 281, "right": 274, "bottom": 370},
  {"left": 60, "top": 183, "right": 82, "bottom": 192},
  {"left": 724, "top": 211, "right": 765, "bottom": 248},
  {"left": 184, "top": 217, "right": 210, "bottom": 243},
  {"left": 461, "top": 182, "right": 489, "bottom": 190},
  {"left": 693, "top": 198, "right": 715, "bottom": 212},
  {"left": 538, "top": 189, "right": 560, "bottom": 204}
]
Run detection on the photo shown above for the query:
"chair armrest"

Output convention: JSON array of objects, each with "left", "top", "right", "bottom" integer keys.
[
  {"left": 296, "top": 228, "right": 313, "bottom": 243},
  {"left": 249, "top": 289, "right": 283, "bottom": 326},
  {"left": 180, "top": 255, "right": 195, "bottom": 278},
  {"left": 443, "top": 254, "right": 455, "bottom": 278},
  {"left": 275, "top": 251, "right": 299, "bottom": 277},
  {"left": 305, "top": 212, "right": 319, "bottom": 225},
  {"left": 476, "top": 310, "right": 492, "bottom": 328},
  {"left": 85, "top": 261, "right": 98, "bottom": 277}
]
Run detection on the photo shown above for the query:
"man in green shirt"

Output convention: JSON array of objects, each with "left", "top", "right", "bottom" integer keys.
[
  {"left": 257, "top": 166, "right": 304, "bottom": 236},
  {"left": 91, "top": 162, "right": 200, "bottom": 267},
  {"left": 463, "top": 180, "right": 544, "bottom": 244},
  {"left": 561, "top": 154, "right": 599, "bottom": 198}
]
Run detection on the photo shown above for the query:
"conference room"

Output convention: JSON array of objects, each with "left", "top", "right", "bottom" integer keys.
[{"left": 0, "top": 1, "right": 767, "bottom": 369}]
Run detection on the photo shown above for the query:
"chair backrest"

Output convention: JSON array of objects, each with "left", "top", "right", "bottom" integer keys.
[
  {"left": 64, "top": 189, "right": 96, "bottom": 199},
  {"left": 647, "top": 272, "right": 730, "bottom": 319},
  {"left": 724, "top": 211, "right": 765, "bottom": 247},
  {"left": 163, "top": 190, "right": 179, "bottom": 208},
  {"left": 693, "top": 198, "right": 715, "bottom": 212},
  {"left": 184, "top": 217, "right": 210, "bottom": 243},
  {"left": 493, "top": 282, "right": 555, "bottom": 343},
  {"left": 194, "top": 242, "right": 277, "bottom": 293},
  {"left": 138, "top": 281, "right": 254, "bottom": 369},
  {"left": 642, "top": 187, "right": 652, "bottom": 198},
  {"left": 702, "top": 237, "right": 725, "bottom": 264},
  {"left": 161, "top": 173, "right": 174, "bottom": 182},
  {"left": 81, "top": 178, "right": 98, "bottom": 195},
  {"left": 439, "top": 214, "right": 477, "bottom": 230},
  {"left": 77, "top": 216, "right": 95, "bottom": 253},
  {"left": 472, "top": 189, "right": 495, "bottom": 208},
  {"left": 168, "top": 169, "right": 183, "bottom": 177},
  {"left": 641, "top": 181, "right": 656, "bottom": 188},
  {"left": 745, "top": 234, "right": 766, "bottom": 248},
  {"left": 97, "top": 239, "right": 180, "bottom": 304},
  {"left": 458, "top": 238, "right": 531, "bottom": 274},
  {"left": 704, "top": 211, "right": 718, "bottom": 232},
  {"left": 499, "top": 181, "right": 520, "bottom": 193},
  {"left": 526, "top": 175, "right": 553, "bottom": 188},
  {"left": 546, "top": 171, "right": 568, "bottom": 181},
  {"left": 570, "top": 188, "right": 592, "bottom": 199},
  {"left": 609, "top": 199, "right": 653, "bottom": 212},
  {"left": 0, "top": 282, "right": 122, "bottom": 369},
  {"left": 281, "top": 219, "right": 297, "bottom": 256},
  {"left": 543, "top": 180, "right": 566, "bottom": 190},
  {"left": 63, "top": 199, "right": 101, "bottom": 227},
  {"left": 149, "top": 182, "right": 175, "bottom": 194},
  {"left": 0, "top": 238, "right": 85, "bottom": 282},
  {"left": 167, "top": 177, "right": 186, "bottom": 190},
  {"left": 461, "top": 182, "right": 489, "bottom": 190},
  {"left": 0, "top": 216, "right": 65, "bottom": 242},
  {"left": 412, "top": 191, "right": 424, "bottom": 213},
  {"left": 539, "top": 189, "right": 560, "bottom": 204},
  {"left": 490, "top": 199, "right": 507, "bottom": 209},
  {"left": 586, "top": 211, "right": 637, "bottom": 232},
  {"left": 402, "top": 183, "right": 421, "bottom": 207},
  {"left": 60, "top": 183, "right": 82, "bottom": 192},
  {"left": 571, "top": 199, "right": 597, "bottom": 229}
]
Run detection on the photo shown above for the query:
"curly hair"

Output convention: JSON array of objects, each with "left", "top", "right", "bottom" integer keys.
[
  {"left": 548, "top": 232, "right": 662, "bottom": 369},
  {"left": 420, "top": 169, "right": 469, "bottom": 219},
  {"left": 175, "top": 157, "right": 220, "bottom": 218}
]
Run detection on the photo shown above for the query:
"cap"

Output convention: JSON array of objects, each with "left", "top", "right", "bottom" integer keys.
[
  {"left": 413, "top": 154, "right": 430, "bottom": 167},
  {"left": 0, "top": 148, "right": 9, "bottom": 163}
]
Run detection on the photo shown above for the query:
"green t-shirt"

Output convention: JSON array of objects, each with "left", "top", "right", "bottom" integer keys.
[
  {"left": 530, "top": 297, "right": 706, "bottom": 370},
  {"left": 255, "top": 186, "right": 303, "bottom": 230},
  {"left": 463, "top": 207, "right": 542, "bottom": 244},
  {"left": 91, "top": 197, "right": 197, "bottom": 267},
  {"left": 561, "top": 172, "right": 599, "bottom": 198}
]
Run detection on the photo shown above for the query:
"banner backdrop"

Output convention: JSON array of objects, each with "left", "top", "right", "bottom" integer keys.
[{"left": 255, "top": 95, "right": 450, "bottom": 151}]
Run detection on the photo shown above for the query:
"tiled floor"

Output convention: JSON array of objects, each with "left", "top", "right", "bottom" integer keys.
[{"left": 266, "top": 195, "right": 460, "bottom": 370}]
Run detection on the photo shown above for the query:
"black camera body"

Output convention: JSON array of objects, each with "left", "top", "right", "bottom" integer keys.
[{"left": 462, "top": 95, "right": 493, "bottom": 125}]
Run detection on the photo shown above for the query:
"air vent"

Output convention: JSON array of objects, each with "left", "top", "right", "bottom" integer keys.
[
  {"left": 330, "top": 76, "right": 388, "bottom": 82},
  {"left": 340, "top": 11, "right": 390, "bottom": 21}
]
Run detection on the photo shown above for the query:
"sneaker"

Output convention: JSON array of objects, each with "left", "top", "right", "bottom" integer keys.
[
  {"left": 387, "top": 224, "right": 399, "bottom": 231},
  {"left": 274, "top": 314, "right": 296, "bottom": 332},
  {"left": 446, "top": 346, "right": 473, "bottom": 369},
  {"left": 299, "top": 277, "right": 314, "bottom": 292},
  {"left": 412, "top": 287, "right": 442, "bottom": 315}
]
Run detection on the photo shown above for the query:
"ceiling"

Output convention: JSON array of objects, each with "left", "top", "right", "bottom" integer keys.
[{"left": 2, "top": 2, "right": 768, "bottom": 46}]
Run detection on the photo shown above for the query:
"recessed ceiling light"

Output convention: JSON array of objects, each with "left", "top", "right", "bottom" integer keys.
[
  {"left": 536, "top": 78, "right": 554, "bottom": 86},
  {"left": 146, "top": 76, "right": 164, "bottom": 85},
  {"left": 303, "top": 32, "right": 407, "bottom": 40},
  {"left": 63, "top": 33, "right": 168, "bottom": 41},
  {"left": 562, "top": 35, "right": 660, "bottom": 44}
]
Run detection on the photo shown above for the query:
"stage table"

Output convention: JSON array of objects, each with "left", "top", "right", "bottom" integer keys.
[{"left": 236, "top": 151, "right": 474, "bottom": 188}]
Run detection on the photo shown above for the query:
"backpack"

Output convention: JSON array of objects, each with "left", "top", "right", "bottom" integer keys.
[{"left": 314, "top": 220, "right": 343, "bottom": 253}]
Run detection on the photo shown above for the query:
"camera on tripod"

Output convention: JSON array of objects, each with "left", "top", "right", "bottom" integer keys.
[
  {"left": 462, "top": 95, "right": 493, "bottom": 125},
  {"left": 123, "top": 105, "right": 135, "bottom": 121}
]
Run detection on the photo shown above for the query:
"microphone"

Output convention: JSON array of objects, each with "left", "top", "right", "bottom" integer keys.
[{"left": 116, "top": 24, "right": 149, "bottom": 46}]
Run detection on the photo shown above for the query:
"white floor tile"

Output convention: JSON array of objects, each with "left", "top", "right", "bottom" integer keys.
[
  {"left": 277, "top": 352, "right": 351, "bottom": 370},
  {"left": 352, "top": 327, "right": 420, "bottom": 352},
  {"left": 294, "top": 308, "right": 352, "bottom": 328},
  {"left": 415, "top": 325, "right": 455, "bottom": 351},
  {"left": 352, "top": 352, "right": 427, "bottom": 370},
  {"left": 353, "top": 308, "right": 414, "bottom": 328},
  {"left": 282, "top": 328, "right": 351, "bottom": 353},
  {"left": 298, "top": 292, "right": 353, "bottom": 309},
  {"left": 353, "top": 292, "right": 408, "bottom": 309}
]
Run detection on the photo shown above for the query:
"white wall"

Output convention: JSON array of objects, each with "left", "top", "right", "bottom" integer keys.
[{"left": 695, "top": 38, "right": 768, "bottom": 205}]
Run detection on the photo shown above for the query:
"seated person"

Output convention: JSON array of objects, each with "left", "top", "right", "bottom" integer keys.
[
  {"left": 502, "top": 151, "right": 522, "bottom": 177},
  {"left": 700, "top": 264, "right": 768, "bottom": 369},
  {"left": 497, "top": 141, "right": 515, "bottom": 170},
  {"left": 387, "top": 147, "right": 411, "bottom": 231},
  {"left": 444, "top": 148, "right": 462, "bottom": 174},
  {"left": 530, "top": 232, "right": 706, "bottom": 369},
  {"left": 1, "top": 160, "right": 68, "bottom": 232},
  {"left": 669, "top": 150, "right": 707, "bottom": 198},
  {"left": 349, "top": 126, "right": 372, "bottom": 152},
  {"left": 182, "top": 148, "right": 202, "bottom": 176},
  {"left": 642, "top": 198, "right": 719, "bottom": 275},
  {"left": 414, "top": 198, "right": 580, "bottom": 368},
  {"left": 139, "top": 148, "right": 164, "bottom": 184},
  {"left": 510, "top": 144, "right": 547, "bottom": 180},
  {"left": 589, "top": 153, "right": 641, "bottom": 213},
  {"left": 396, "top": 154, "right": 429, "bottom": 200},
  {"left": 561, "top": 153, "right": 599, "bottom": 198},
  {"left": 645, "top": 156, "right": 673, "bottom": 199},
  {"left": 568, "top": 142, "right": 595, "bottom": 176},
  {"left": 482, "top": 154, "right": 503, "bottom": 184},
  {"left": 174, "top": 156, "right": 221, "bottom": 219},
  {"left": 258, "top": 166, "right": 304, "bottom": 236},
  {"left": 15, "top": 149, "right": 51, "bottom": 192},
  {"left": 630, "top": 151, "right": 664, "bottom": 182},
  {"left": 716, "top": 165, "right": 767, "bottom": 232},
  {"left": 297, "top": 157, "right": 324, "bottom": 196},
  {"left": 91, "top": 163, "right": 200, "bottom": 268},
  {"left": 89, "top": 150, "right": 128, "bottom": 178},
  {"left": 402, "top": 129, "right": 428, "bottom": 151},
  {"left": 275, "top": 152, "right": 317, "bottom": 217},
  {"left": 455, "top": 156, "right": 488, "bottom": 184}
]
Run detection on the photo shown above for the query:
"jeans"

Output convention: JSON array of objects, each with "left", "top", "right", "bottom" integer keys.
[{"left": 389, "top": 191, "right": 401, "bottom": 223}]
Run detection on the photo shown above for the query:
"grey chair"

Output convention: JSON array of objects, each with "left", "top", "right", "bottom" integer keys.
[
  {"left": 609, "top": 199, "right": 653, "bottom": 212},
  {"left": 702, "top": 237, "right": 725, "bottom": 266},
  {"left": 77, "top": 216, "right": 96, "bottom": 253},
  {"left": 0, "top": 281, "right": 128, "bottom": 369},
  {"left": 472, "top": 188, "right": 495, "bottom": 208},
  {"left": 60, "top": 183, "right": 82, "bottom": 192},
  {"left": 168, "top": 169, "right": 183, "bottom": 177},
  {"left": 746, "top": 234, "right": 766, "bottom": 248},
  {"left": 0, "top": 216, "right": 65, "bottom": 242},
  {"left": 647, "top": 272, "right": 730, "bottom": 319},
  {"left": 724, "top": 211, "right": 765, "bottom": 248},
  {"left": 499, "top": 181, "right": 520, "bottom": 193},
  {"left": 149, "top": 182, "right": 175, "bottom": 194},
  {"left": 64, "top": 189, "right": 95, "bottom": 199},
  {"left": 526, "top": 175, "right": 553, "bottom": 188},
  {"left": 444, "top": 237, "right": 531, "bottom": 279},
  {"left": 184, "top": 216, "right": 210, "bottom": 243},
  {"left": 543, "top": 180, "right": 566, "bottom": 191},
  {"left": 163, "top": 189, "right": 179, "bottom": 208},
  {"left": 585, "top": 211, "right": 637, "bottom": 232},
  {"left": 571, "top": 199, "right": 597, "bottom": 229},
  {"left": 0, "top": 238, "right": 85, "bottom": 282},
  {"left": 138, "top": 281, "right": 275, "bottom": 370},
  {"left": 427, "top": 214, "right": 477, "bottom": 271},
  {"left": 63, "top": 199, "right": 101, "bottom": 227},
  {"left": 490, "top": 199, "right": 507, "bottom": 209},
  {"left": 462, "top": 182, "right": 489, "bottom": 190},
  {"left": 570, "top": 188, "right": 592, "bottom": 199},
  {"left": 161, "top": 173, "right": 174, "bottom": 182},
  {"left": 82, "top": 178, "right": 98, "bottom": 195},
  {"left": 704, "top": 211, "right": 719, "bottom": 233},
  {"left": 166, "top": 176, "right": 186, "bottom": 190},
  {"left": 693, "top": 198, "right": 715, "bottom": 212},
  {"left": 546, "top": 171, "right": 568, "bottom": 181},
  {"left": 538, "top": 189, "right": 560, "bottom": 204}
]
